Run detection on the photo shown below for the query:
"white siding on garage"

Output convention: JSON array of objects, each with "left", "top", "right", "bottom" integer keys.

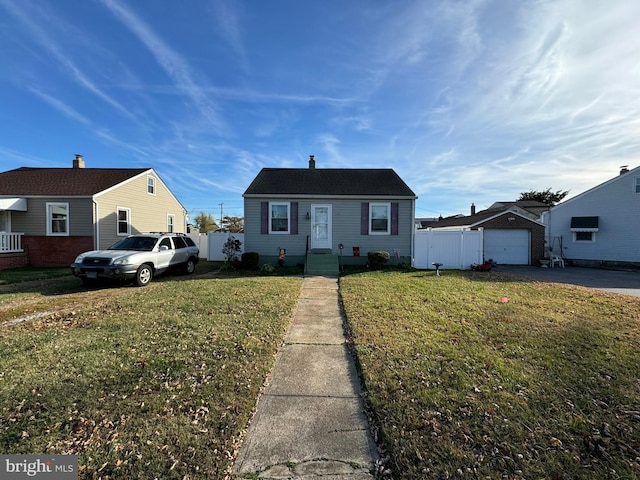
[{"left": 484, "top": 229, "right": 530, "bottom": 265}]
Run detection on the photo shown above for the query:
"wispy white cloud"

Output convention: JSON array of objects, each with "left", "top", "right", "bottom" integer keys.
[
  {"left": 100, "top": 0, "right": 226, "bottom": 134},
  {"left": 0, "top": 0, "right": 134, "bottom": 119},
  {"left": 27, "top": 87, "right": 91, "bottom": 125},
  {"left": 208, "top": 0, "right": 248, "bottom": 71}
]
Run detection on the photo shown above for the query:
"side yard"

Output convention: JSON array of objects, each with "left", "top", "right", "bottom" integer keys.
[{"left": 340, "top": 270, "right": 640, "bottom": 479}]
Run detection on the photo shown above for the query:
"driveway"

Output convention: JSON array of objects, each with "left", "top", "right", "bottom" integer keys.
[{"left": 497, "top": 265, "right": 640, "bottom": 298}]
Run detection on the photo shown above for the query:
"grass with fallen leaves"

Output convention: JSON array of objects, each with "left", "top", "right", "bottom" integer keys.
[
  {"left": 0, "top": 274, "right": 302, "bottom": 479},
  {"left": 340, "top": 270, "right": 640, "bottom": 479}
]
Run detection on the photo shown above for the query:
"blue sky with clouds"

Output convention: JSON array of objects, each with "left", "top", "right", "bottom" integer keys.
[{"left": 1, "top": 0, "right": 639, "bottom": 221}]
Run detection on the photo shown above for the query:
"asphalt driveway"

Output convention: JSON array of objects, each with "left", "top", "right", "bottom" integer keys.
[{"left": 497, "top": 265, "right": 640, "bottom": 298}]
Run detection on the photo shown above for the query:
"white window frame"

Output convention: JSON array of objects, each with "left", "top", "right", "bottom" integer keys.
[
  {"left": 573, "top": 231, "right": 596, "bottom": 243},
  {"left": 117, "top": 207, "right": 131, "bottom": 236},
  {"left": 147, "top": 175, "right": 156, "bottom": 195},
  {"left": 46, "top": 202, "right": 69, "bottom": 236},
  {"left": 167, "top": 214, "right": 175, "bottom": 233},
  {"left": 369, "top": 202, "right": 391, "bottom": 235},
  {"left": 269, "top": 202, "right": 290, "bottom": 234}
]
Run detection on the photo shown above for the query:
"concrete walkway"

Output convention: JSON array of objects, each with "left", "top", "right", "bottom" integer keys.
[{"left": 232, "top": 276, "right": 378, "bottom": 479}]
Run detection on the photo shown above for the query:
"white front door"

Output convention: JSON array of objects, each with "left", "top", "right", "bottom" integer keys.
[{"left": 311, "top": 204, "right": 332, "bottom": 249}]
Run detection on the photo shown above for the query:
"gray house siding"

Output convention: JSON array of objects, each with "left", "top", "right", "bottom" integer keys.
[
  {"left": 11, "top": 197, "right": 94, "bottom": 236},
  {"left": 244, "top": 197, "right": 414, "bottom": 265},
  {"left": 546, "top": 168, "right": 640, "bottom": 265}
]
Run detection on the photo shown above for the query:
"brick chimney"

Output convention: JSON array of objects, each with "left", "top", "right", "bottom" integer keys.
[
  {"left": 620, "top": 165, "right": 629, "bottom": 175},
  {"left": 309, "top": 155, "right": 315, "bottom": 169},
  {"left": 471, "top": 203, "right": 476, "bottom": 215},
  {"left": 73, "top": 154, "right": 85, "bottom": 169}
]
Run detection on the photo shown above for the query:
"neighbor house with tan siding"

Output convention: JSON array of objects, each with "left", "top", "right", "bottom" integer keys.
[{"left": 0, "top": 155, "right": 187, "bottom": 269}]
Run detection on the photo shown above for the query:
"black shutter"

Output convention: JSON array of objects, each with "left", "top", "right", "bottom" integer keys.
[
  {"left": 260, "top": 202, "right": 269, "bottom": 234},
  {"left": 391, "top": 202, "right": 399, "bottom": 235},
  {"left": 290, "top": 202, "right": 298, "bottom": 235},
  {"left": 361, "top": 202, "right": 369, "bottom": 235}
]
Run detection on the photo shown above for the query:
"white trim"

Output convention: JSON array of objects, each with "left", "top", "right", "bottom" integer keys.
[
  {"left": 167, "top": 213, "right": 176, "bottom": 233},
  {"left": 310, "top": 204, "right": 332, "bottom": 249},
  {"left": 117, "top": 206, "right": 131, "bottom": 236},
  {"left": 573, "top": 231, "right": 596, "bottom": 243},
  {"left": 46, "top": 202, "right": 69, "bottom": 236},
  {"left": 269, "top": 201, "right": 290, "bottom": 234},
  {"left": 369, "top": 202, "right": 391, "bottom": 235},
  {"left": 147, "top": 175, "right": 156, "bottom": 195}
]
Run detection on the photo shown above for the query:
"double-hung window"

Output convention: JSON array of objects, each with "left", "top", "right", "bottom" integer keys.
[
  {"left": 270, "top": 202, "right": 290, "bottom": 233},
  {"left": 46, "top": 202, "right": 69, "bottom": 236},
  {"left": 147, "top": 175, "right": 156, "bottom": 195},
  {"left": 634, "top": 176, "right": 640, "bottom": 194},
  {"left": 369, "top": 203, "right": 391, "bottom": 235},
  {"left": 117, "top": 207, "right": 131, "bottom": 236},
  {"left": 167, "top": 214, "right": 175, "bottom": 233}
]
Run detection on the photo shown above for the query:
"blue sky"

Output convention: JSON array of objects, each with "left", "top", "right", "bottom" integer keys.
[{"left": 1, "top": 0, "right": 639, "bottom": 221}]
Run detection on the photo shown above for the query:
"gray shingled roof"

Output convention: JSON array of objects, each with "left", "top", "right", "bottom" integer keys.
[
  {"left": 0, "top": 167, "right": 150, "bottom": 196},
  {"left": 243, "top": 168, "right": 416, "bottom": 197}
]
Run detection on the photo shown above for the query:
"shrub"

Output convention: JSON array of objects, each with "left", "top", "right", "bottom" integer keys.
[
  {"left": 241, "top": 252, "right": 260, "bottom": 270},
  {"left": 259, "top": 263, "right": 275, "bottom": 275},
  {"left": 368, "top": 251, "right": 390, "bottom": 269},
  {"left": 222, "top": 236, "right": 242, "bottom": 263}
]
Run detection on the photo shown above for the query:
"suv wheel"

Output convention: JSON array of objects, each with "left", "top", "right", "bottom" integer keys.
[
  {"left": 185, "top": 257, "right": 197, "bottom": 275},
  {"left": 135, "top": 264, "right": 153, "bottom": 287}
]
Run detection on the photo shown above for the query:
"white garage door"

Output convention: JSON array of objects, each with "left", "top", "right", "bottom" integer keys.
[{"left": 484, "top": 229, "right": 530, "bottom": 265}]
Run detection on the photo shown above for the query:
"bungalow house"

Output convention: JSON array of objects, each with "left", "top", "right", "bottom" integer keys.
[
  {"left": 542, "top": 165, "right": 640, "bottom": 268},
  {"left": 242, "top": 156, "right": 417, "bottom": 274},
  {"left": 0, "top": 155, "right": 188, "bottom": 269},
  {"left": 427, "top": 203, "right": 546, "bottom": 265}
]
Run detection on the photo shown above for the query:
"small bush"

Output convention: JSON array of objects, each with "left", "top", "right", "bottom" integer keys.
[
  {"left": 368, "top": 251, "right": 390, "bottom": 269},
  {"left": 241, "top": 252, "right": 260, "bottom": 270},
  {"left": 259, "top": 263, "right": 275, "bottom": 275}
]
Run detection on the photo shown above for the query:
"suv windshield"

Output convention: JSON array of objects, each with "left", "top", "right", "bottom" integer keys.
[{"left": 109, "top": 236, "right": 158, "bottom": 251}]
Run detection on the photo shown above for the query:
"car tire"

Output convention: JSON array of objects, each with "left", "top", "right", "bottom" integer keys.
[
  {"left": 185, "top": 257, "right": 197, "bottom": 275},
  {"left": 135, "top": 264, "right": 153, "bottom": 287}
]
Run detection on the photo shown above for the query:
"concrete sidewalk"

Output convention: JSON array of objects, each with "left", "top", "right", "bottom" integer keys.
[{"left": 232, "top": 276, "right": 378, "bottom": 479}]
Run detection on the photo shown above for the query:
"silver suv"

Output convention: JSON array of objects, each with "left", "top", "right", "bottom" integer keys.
[{"left": 71, "top": 233, "right": 200, "bottom": 287}]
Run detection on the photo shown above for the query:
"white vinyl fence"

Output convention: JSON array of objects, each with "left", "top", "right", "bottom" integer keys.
[
  {"left": 187, "top": 234, "right": 209, "bottom": 259},
  {"left": 206, "top": 232, "right": 245, "bottom": 261},
  {"left": 414, "top": 229, "right": 483, "bottom": 270}
]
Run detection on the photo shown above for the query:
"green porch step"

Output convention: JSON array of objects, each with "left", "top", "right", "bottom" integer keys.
[{"left": 305, "top": 251, "right": 339, "bottom": 276}]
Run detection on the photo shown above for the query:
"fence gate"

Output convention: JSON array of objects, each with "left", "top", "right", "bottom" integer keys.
[{"left": 414, "top": 229, "right": 483, "bottom": 270}]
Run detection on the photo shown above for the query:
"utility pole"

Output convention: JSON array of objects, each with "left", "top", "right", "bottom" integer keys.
[{"left": 219, "top": 203, "right": 223, "bottom": 232}]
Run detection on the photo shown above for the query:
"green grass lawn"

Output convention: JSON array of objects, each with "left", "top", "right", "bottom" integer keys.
[
  {"left": 340, "top": 270, "right": 640, "bottom": 479},
  {"left": 3, "top": 266, "right": 639, "bottom": 479},
  {"left": 0, "top": 274, "right": 303, "bottom": 479}
]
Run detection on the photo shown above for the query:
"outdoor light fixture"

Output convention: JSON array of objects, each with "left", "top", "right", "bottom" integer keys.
[{"left": 306, "top": 212, "right": 310, "bottom": 220}]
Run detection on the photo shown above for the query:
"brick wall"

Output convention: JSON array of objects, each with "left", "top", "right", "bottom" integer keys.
[
  {"left": 23, "top": 236, "right": 94, "bottom": 267},
  {"left": 473, "top": 215, "right": 546, "bottom": 265},
  {"left": 0, "top": 253, "right": 29, "bottom": 270}
]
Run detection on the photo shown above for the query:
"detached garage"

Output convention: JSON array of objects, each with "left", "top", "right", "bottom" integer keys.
[{"left": 427, "top": 209, "right": 545, "bottom": 265}]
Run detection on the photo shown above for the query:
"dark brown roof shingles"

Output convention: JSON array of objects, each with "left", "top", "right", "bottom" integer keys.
[{"left": 0, "top": 167, "right": 150, "bottom": 196}]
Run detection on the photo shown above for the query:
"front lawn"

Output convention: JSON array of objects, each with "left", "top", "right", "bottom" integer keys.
[
  {"left": 340, "top": 270, "right": 640, "bottom": 479},
  {"left": 0, "top": 275, "right": 303, "bottom": 479}
]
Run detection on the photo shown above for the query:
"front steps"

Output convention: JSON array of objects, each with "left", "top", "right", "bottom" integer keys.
[{"left": 305, "top": 250, "right": 339, "bottom": 276}]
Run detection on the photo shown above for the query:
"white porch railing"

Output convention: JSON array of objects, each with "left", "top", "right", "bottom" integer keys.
[{"left": 0, "top": 232, "right": 24, "bottom": 253}]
